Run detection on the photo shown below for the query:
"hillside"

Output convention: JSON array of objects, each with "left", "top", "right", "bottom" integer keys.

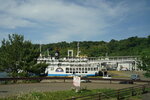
[{"left": 36, "top": 36, "right": 150, "bottom": 57}]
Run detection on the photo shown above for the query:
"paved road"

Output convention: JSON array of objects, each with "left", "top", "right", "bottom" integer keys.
[{"left": 0, "top": 82, "right": 138, "bottom": 98}]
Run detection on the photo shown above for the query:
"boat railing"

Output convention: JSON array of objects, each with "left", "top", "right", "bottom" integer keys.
[{"left": 37, "top": 56, "right": 138, "bottom": 63}]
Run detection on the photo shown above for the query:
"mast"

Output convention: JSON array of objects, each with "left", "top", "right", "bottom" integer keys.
[
  {"left": 76, "top": 42, "right": 80, "bottom": 57},
  {"left": 47, "top": 49, "right": 49, "bottom": 56},
  {"left": 40, "top": 42, "right": 42, "bottom": 57}
]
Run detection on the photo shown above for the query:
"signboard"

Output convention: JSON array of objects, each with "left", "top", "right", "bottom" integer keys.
[
  {"left": 55, "top": 67, "right": 64, "bottom": 72},
  {"left": 73, "top": 76, "right": 80, "bottom": 87}
]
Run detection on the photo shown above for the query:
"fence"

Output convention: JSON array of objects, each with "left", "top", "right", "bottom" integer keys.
[
  {"left": 66, "top": 84, "right": 150, "bottom": 100},
  {"left": 0, "top": 77, "right": 150, "bottom": 84}
]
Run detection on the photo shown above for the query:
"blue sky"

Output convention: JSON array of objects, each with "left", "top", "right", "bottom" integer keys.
[{"left": 0, "top": 0, "right": 150, "bottom": 44}]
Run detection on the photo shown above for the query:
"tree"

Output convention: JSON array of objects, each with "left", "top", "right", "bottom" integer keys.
[
  {"left": 138, "top": 52, "right": 150, "bottom": 77},
  {"left": 28, "top": 63, "right": 49, "bottom": 76},
  {"left": 0, "top": 34, "right": 40, "bottom": 77}
]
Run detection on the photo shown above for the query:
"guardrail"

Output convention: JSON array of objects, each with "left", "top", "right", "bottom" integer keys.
[
  {"left": 66, "top": 84, "right": 150, "bottom": 100},
  {"left": 0, "top": 77, "right": 150, "bottom": 84}
]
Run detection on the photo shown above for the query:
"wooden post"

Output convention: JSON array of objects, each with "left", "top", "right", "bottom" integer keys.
[
  {"left": 98, "top": 92, "right": 101, "bottom": 100},
  {"left": 64, "top": 77, "right": 66, "bottom": 83},
  {"left": 142, "top": 85, "right": 145, "bottom": 94},
  {"left": 117, "top": 90, "right": 120, "bottom": 100},
  {"left": 110, "top": 80, "right": 112, "bottom": 84},
  {"left": 131, "top": 87, "right": 134, "bottom": 96}
]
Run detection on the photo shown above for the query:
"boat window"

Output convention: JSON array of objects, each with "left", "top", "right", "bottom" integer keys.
[
  {"left": 66, "top": 68, "right": 69, "bottom": 70},
  {"left": 82, "top": 68, "right": 84, "bottom": 73},
  {"left": 70, "top": 70, "right": 72, "bottom": 73},
  {"left": 76, "top": 68, "right": 78, "bottom": 71},
  {"left": 66, "top": 68, "right": 69, "bottom": 73},
  {"left": 76, "top": 70, "right": 78, "bottom": 73},
  {"left": 66, "top": 70, "right": 69, "bottom": 73},
  {"left": 91, "top": 68, "right": 93, "bottom": 71},
  {"left": 88, "top": 68, "right": 90, "bottom": 71}
]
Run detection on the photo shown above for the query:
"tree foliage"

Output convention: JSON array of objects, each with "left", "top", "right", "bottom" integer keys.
[
  {"left": 138, "top": 52, "right": 150, "bottom": 77},
  {"left": 39, "top": 35, "right": 150, "bottom": 57},
  {"left": 0, "top": 34, "right": 40, "bottom": 77},
  {"left": 28, "top": 63, "right": 48, "bottom": 76}
]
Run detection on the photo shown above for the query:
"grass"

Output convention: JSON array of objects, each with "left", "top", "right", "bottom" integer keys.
[
  {"left": 0, "top": 88, "right": 114, "bottom": 100},
  {"left": 0, "top": 88, "right": 145, "bottom": 100},
  {"left": 0, "top": 87, "right": 146, "bottom": 100}
]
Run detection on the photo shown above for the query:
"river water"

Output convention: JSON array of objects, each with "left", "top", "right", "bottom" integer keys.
[{"left": 0, "top": 72, "right": 9, "bottom": 78}]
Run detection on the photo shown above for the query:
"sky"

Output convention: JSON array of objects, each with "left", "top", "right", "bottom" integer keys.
[{"left": 0, "top": 0, "right": 150, "bottom": 44}]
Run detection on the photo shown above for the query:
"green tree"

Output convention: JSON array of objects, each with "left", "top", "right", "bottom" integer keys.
[
  {"left": 28, "top": 63, "right": 48, "bottom": 76},
  {"left": 138, "top": 52, "right": 150, "bottom": 77},
  {"left": 0, "top": 34, "right": 40, "bottom": 77}
]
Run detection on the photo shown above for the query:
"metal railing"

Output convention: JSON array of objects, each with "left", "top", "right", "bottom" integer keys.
[{"left": 0, "top": 77, "right": 150, "bottom": 84}]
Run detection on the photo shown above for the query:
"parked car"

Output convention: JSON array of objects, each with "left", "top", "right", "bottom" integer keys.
[
  {"left": 130, "top": 74, "right": 140, "bottom": 80},
  {"left": 119, "top": 74, "right": 140, "bottom": 84},
  {"left": 102, "top": 75, "right": 112, "bottom": 79},
  {"left": 80, "top": 79, "right": 91, "bottom": 83}
]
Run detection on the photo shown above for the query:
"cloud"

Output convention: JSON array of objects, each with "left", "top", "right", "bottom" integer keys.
[
  {"left": 0, "top": 15, "right": 36, "bottom": 29},
  {"left": 0, "top": 0, "right": 149, "bottom": 43},
  {"left": 0, "top": 32, "right": 9, "bottom": 46}
]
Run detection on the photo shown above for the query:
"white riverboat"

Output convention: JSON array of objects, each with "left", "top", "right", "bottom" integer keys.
[
  {"left": 37, "top": 42, "right": 101, "bottom": 77},
  {"left": 37, "top": 57, "right": 100, "bottom": 76}
]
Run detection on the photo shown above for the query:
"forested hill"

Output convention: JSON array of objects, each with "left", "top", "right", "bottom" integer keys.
[{"left": 36, "top": 36, "right": 150, "bottom": 57}]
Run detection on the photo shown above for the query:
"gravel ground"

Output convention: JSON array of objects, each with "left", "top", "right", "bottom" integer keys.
[{"left": 0, "top": 82, "right": 139, "bottom": 98}]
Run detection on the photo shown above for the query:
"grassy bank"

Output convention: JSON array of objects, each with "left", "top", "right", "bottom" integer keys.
[
  {"left": 0, "top": 88, "right": 114, "bottom": 100},
  {"left": 0, "top": 88, "right": 143, "bottom": 100}
]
